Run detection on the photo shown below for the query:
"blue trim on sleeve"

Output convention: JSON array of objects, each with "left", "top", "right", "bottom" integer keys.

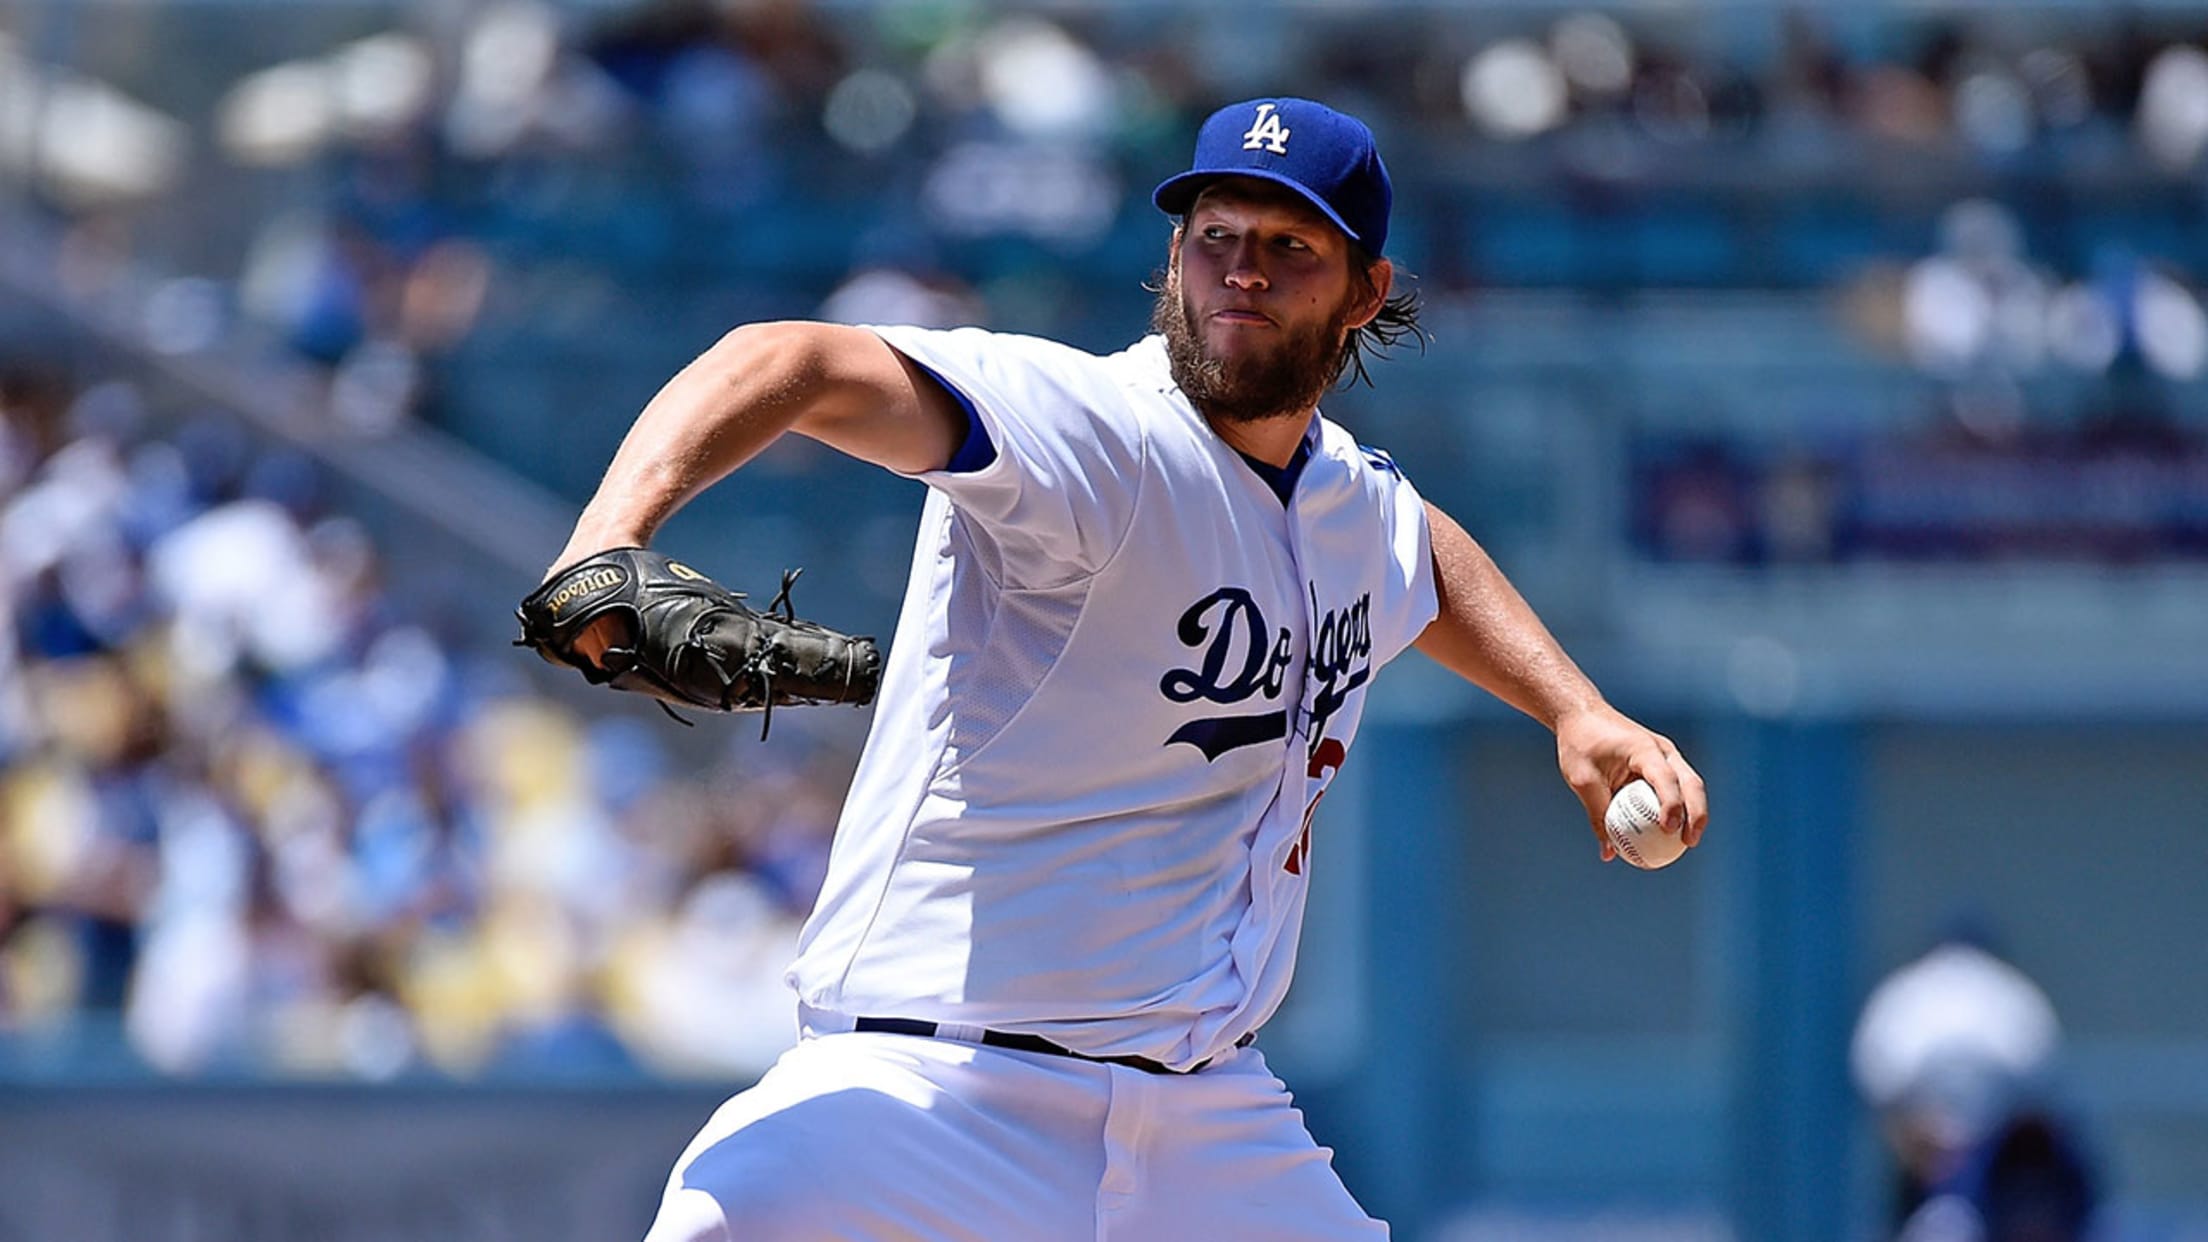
[
  {"left": 908, "top": 358, "right": 998, "bottom": 475},
  {"left": 1358, "top": 443, "right": 1402, "bottom": 478}
]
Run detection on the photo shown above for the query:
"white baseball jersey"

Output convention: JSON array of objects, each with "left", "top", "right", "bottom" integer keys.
[{"left": 786, "top": 327, "right": 1438, "bottom": 1072}]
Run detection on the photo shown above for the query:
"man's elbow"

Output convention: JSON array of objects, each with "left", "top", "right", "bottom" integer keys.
[
  {"left": 703, "top": 321, "right": 835, "bottom": 387},
  {"left": 714, "top": 322, "right": 961, "bottom": 474},
  {"left": 698, "top": 321, "right": 878, "bottom": 427}
]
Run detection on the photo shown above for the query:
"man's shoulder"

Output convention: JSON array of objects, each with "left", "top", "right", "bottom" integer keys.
[
  {"left": 868, "top": 323, "right": 1099, "bottom": 369},
  {"left": 986, "top": 330, "right": 1174, "bottom": 397},
  {"left": 870, "top": 325, "right": 1169, "bottom": 401},
  {"left": 1314, "top": 416, "right": 1411, "bottom": 484}
]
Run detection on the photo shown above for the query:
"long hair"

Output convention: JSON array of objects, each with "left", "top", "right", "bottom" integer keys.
[{"left": 1337, "top": 245, "right": 1425, "bottom": 390}]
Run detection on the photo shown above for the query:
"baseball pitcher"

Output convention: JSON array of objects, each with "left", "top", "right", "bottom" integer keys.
[{"left": 524, "top": 97, "right": 1709, "bottom": 1241}]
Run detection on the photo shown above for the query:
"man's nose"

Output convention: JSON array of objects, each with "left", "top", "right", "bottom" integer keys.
[{"left": 1224, "top": 242, "right": 1268, "bottom": 290}]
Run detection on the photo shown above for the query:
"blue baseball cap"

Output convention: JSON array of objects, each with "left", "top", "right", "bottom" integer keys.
[{"left": 1152, "top": 97, "right": 1392, "bottom": 255}]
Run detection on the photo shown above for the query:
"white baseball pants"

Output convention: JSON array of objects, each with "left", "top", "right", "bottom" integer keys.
[{"left": 641, "top": 1030, "right": 1387, "bottom": 1241}]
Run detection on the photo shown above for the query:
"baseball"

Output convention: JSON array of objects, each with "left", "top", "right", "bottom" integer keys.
[{"left": 1605, "top": 779, "right": 1686, "bottom": 870}]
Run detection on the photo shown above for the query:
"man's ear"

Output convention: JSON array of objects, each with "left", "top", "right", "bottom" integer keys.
[{"left": 1347, "top": 257, "right": 1393, "bottom": 330}]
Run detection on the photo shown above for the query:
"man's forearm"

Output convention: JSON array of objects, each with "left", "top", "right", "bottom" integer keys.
[{"left": 1413, "top": 502, "right": 1606, "bottom": 731}]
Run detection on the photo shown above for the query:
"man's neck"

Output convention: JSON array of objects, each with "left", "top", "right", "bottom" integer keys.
[{"left": 1204, "top": 407, "right": 1314, "bottom": 468}]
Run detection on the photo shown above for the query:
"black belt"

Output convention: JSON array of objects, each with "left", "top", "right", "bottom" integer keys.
[{"left": 850, "top": 1017, "right": 1251, "bottom": 1076}]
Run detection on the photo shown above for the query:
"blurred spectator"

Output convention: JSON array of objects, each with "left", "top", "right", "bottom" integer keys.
[
  {"left": 1897, "top": 1113, "right": 2100, "bottom": 1242},
  {"left": 817, "top": 266, "right": 985, "bottom": 329},
  {"left": 1903, "top": 200, "right": 2050, "bottom": 380},
  {"left": 1853, "top": 934, "right": 2101, "bottom": 1242},
  {"left": 2136, "top": 44, "right": 2208, "bottom": 173}
]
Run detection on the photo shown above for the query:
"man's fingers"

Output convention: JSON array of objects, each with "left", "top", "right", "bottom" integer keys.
[
  {"left": 1628, "top": 741, "right": 1688, "bottom": 835},
  {"left": 573, "top": 614, "right": 630, "bottom": 669},
  {"left": 1565, "top": 765, "right": 1618, "bottom": 863},
  {"left": 1662, "top": 739, "right": 1710, "bottom": 847}
]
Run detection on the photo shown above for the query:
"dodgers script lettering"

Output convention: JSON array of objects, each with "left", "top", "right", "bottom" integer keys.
[
  {"left": 1161, "top": 587, "right": 1293, "bottom": 760},
  {"left": 1160, "top": 587, "right": 1293, "bottom": 705}
]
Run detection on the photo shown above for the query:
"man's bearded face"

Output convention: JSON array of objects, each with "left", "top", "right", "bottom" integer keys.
[{"left": 1151, "top": 250, "right": 1359, "bottom": 426}]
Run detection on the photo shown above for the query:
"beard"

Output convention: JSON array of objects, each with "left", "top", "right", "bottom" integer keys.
[{"left": 1151, "top": 265, "right": 1354, "bottom": 425}]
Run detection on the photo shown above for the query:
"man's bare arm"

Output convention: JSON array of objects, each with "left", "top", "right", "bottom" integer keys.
[
  {"left": 1413, "top": 502, "right": 1708, "bottom": 856},
  {"left": 554, "top": 322, "right": 965, "bottom": 571}
]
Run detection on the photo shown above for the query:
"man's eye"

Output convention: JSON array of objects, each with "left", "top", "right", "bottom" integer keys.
[
  {"left": 1202, "top": 226, "right": 1230, "bottom": 241},
  {"left": 1281, "top": 237, "right": 1310, "bottom": 251}
]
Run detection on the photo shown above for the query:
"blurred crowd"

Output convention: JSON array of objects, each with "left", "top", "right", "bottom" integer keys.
[
  {"left": 0, "top": 363, "right": 854, "bottom": 1081},
  {"left": 1636, "top": 195, "right": 2208, "bottom": 566},
  {"left": 22, "top": 3, "right": 2208, "bottom": 394}
]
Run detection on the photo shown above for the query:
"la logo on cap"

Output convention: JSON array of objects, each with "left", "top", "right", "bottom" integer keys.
[{"left": 1242, "top": 103, "right": 1290, "bottom": 154}]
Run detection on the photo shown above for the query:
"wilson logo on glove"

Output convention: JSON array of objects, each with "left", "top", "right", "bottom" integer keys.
[{"left": 543, "top": 566, "right": 625, "bottom": 616}]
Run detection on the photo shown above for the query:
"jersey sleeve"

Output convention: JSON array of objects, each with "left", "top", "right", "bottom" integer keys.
[
  {"left": 1367, "top": 448, "right": 1440, "bottom": 668},
  {"left": 868, "top": 325, "right": 1147, "bottom": 587}
]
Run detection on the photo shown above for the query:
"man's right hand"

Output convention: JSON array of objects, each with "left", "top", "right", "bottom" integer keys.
[
  {"left": 544, "top": 526, "right": 647, "bottom": 669},
  {"left": 571, "top": 613, "right": 632, "bottom": 670}
]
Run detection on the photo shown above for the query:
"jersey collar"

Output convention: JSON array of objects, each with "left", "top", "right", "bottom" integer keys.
[{"left": 1235, "top": 422, "right": 1318, "bottom": 505}]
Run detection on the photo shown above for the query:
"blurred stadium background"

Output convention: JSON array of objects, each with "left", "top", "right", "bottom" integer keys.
[{"left": 2, "top": 0, "right": 2206, "bottom": 1239}]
